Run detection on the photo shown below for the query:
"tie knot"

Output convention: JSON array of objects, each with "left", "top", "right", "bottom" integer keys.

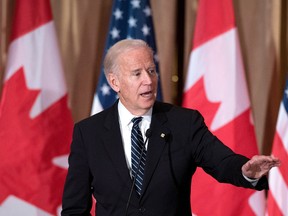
[{"left": 132, "top": 117, "right": 143, "bottom": 126}]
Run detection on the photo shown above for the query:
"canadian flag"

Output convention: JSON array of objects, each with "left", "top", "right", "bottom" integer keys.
[
  {"left": 0, "top": 0, "right": 73, "bottom": 215},
  {"left": 266, "top": 79, "right": 288, "bottom": 216},
  {"left": 182, "top": 0, "right": 265, "bottom": 215}
]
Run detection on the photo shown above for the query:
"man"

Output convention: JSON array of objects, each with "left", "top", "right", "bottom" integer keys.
[{"left": 61, "top": 39, "right": 280, "bottom": 216}]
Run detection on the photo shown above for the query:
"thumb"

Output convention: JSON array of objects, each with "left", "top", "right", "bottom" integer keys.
[{"left": 242, "top": 160, "right": 252, "bottom": 174}]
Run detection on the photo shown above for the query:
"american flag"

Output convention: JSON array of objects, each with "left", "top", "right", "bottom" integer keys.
[
  {"left": 91, "top": 0, "right": 162, "bottom": 115},
  {"left": 266, "top": 78, "right": 288, "bottom": 215}
]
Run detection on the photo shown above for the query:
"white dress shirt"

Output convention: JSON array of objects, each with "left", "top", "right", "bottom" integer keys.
[{"left": 118, "top": 101, "right": 152, "bottom": 177}]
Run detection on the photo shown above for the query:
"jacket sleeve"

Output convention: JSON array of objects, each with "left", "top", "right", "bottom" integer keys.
[
  {"left": 61, "top": 124, "right": 92, "bottom": 216},
  {"left": 190, "top": 110, "right": 268, "bottom": 190}
]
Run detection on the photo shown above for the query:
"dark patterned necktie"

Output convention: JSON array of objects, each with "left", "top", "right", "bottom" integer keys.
[{"left": 131, "top": 117, "right": 146, "bottom": 195}]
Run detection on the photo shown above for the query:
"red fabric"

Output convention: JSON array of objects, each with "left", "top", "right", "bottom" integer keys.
[
  {"left": 271, "top": 133, "right": 288, "bottom": 184},
  {"left": 267, "top": 190, "right": 284, "bottom": 216},
  {"left": 192, "top": 0, "right": 235, "bottom": 49},
  {"left": 10, "top": 0, "right": 52, "bottom": 41}
]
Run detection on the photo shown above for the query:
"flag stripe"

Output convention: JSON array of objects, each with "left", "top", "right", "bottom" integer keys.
[
  {"left": 267, "top": 79, "right": 288, "bottom": 216},
  {"left": 10, "top": 0, "right": 52, "bottom": 41},
  {"left": 267, "top": 191, "right": 284, "bottom": 216},
  {"left": 193, "top": 0, "right": 235, "bottom": 49},
  {"left": 272, "top": 132, "right": 288, "bottom": 185},
  {"left": 269, "top": 168, "right": 288, "bottom": 215},
  {"left": 276, "top": 103, "right": 288, "bottom": 150}
]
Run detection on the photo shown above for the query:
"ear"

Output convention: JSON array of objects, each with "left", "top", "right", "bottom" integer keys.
[{"left": 107, "top": 73, "right": 120, "bottom": 92}]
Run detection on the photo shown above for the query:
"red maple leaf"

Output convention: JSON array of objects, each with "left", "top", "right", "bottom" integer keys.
[
  {"left": 184, "top": 76, "right": 258, "bottom": 156},
  {"left": 214, "top": 109, "right": 258, "bottom": 157},
  {"left": 0, "top": 67, "right": 73, "bottom": 214},
  {"left": 183, "top": 77, "right": 220, "bottom": 129}
]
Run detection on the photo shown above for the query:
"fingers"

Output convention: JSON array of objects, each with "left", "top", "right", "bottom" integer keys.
[
  {"left": 251, "top": 155, "right": 281, "bottom": 167},
  {"left": 270, "top": 155, "right": 281, "bottom": 166},
  {"left": 242, "top": 155, "right": 281, "bottom": 179}
]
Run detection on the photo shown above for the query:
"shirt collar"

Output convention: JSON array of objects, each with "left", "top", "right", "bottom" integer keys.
[{"left": 118, "top": 100, "right": 152, "bottom": 127}]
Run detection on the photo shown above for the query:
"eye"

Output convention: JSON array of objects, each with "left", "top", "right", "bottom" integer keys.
[
  {"left": 147, "top": 68, "right": 156, "bottom": 75},
  {"left": 132, "top": 70, "right": 141, "bottom": 76}
]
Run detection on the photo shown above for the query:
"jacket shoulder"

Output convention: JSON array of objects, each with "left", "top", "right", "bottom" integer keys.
[
  {"left": 75, "top": 103, "right": 117, "bottom": 130},
  {"left": 154, "top": 101, "right": 202, "bottom": 117}
]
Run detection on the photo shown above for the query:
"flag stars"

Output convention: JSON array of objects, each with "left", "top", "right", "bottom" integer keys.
[
  {"left": 101, "top": 83, "right": 111, "bottom": 96},
  {"left": 143, "top": 6, "right": 151, "bottom": 17},
  {"left": 131, "top": 0, "right": 141, "bottom": 9},
  {"left": 141, "top": 24, "right": 150, "bottom": 36},
  {"left": 113, "top": 8, "right": 123, "bottom": 20},
  {"left": 110, "top": 27, "right": 120, "bottom": 39},
  {"left": 285, "top": 87, "right": 288, "bottom": 98},
  {"left": 128, "top": 16, "right": 137, "bottom": 28}
]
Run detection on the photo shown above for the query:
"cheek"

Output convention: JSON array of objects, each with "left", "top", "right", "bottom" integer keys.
[{"left": 120, "top": 81, "right": 137, "bottom": 95}]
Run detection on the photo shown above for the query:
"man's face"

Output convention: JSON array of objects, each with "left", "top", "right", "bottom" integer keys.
[{"left": 108, "top": 47, "right": 158, "bottom": 115}]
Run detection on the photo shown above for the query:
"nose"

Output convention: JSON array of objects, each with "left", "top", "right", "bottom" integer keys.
[{"left": 142, "top": 70, "right": 153, "bottom": 85}]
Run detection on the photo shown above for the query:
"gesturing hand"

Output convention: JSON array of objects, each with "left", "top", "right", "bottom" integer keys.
[{"left": 241, "top": 155, "right": 281, "bottom": 179}]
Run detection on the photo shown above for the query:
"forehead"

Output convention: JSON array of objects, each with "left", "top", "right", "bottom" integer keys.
[{"left": 118, "top": 47, "right": 154, "bottom": 64}]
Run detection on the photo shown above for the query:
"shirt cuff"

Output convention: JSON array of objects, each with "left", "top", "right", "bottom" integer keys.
[{"left": 242, "top": 173, "right": 259, "bottom": 187}]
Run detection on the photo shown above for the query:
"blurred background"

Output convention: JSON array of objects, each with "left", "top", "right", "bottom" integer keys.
[{"left": 1, "top": 0, "right": 287, "bottom": 155}]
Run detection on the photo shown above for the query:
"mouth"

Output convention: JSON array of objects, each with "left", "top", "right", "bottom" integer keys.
[{"left": 140, "top": 91, "right": 154, "bottom": 98}]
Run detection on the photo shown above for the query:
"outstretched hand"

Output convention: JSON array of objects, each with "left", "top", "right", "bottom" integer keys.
[{"left": 242, "top": 155, "right": 281, "bottom": 179}]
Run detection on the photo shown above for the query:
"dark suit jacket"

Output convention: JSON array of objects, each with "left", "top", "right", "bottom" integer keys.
[{"left": 61, "top": 101, "right": 268, "bottom": 216}]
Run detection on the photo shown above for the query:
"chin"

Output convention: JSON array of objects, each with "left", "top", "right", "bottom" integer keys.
[{"left": 143, "top": 100, "right": 155, "bottom": 109}]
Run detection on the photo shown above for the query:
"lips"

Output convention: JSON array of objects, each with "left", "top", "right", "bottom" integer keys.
[{"left": 140, "top": 91, "right": 153, "bottom": 97}]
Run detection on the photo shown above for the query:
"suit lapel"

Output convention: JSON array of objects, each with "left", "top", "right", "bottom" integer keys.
[
  {"left": 102, "top": 102, "right": 132, "bottom": 188},
  {"left": 140, "top": 103, "right": 171, "bottom": 198}
]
